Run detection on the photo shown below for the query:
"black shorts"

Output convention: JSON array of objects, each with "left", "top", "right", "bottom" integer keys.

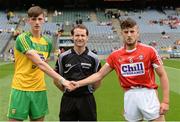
[{"left": 59, "top": 93, "right": 97, "bottom": 121}]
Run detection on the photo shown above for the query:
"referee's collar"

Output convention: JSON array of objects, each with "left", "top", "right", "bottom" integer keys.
[{"left": 71, "top": 47, "right": 89, "bottom": 55}]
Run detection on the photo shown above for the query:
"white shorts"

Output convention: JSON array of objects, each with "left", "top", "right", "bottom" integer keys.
[{"left": 124, "top": 88, "right": 160, "bottom": 121}]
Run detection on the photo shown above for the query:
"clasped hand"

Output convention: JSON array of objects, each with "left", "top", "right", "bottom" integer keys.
[{"left": 62, "top": 80, "right": 80, "bottom": 92}]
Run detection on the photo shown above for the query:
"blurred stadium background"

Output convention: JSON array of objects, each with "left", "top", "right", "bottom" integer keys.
[{"left": 0, "top": 0, "right": 180, "bottom": 121}]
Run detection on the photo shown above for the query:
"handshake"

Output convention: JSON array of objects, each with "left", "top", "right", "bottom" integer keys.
[{"left": 59, "top": 77, "right": 80, "bottom": 92}]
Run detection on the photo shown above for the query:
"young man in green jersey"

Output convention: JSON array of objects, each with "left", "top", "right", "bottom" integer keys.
[{"left": 7, "top": 6, "right": 73, "bottom": 121}]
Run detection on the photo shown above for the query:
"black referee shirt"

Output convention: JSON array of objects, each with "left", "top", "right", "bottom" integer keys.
[{"left": 55, "top": 47, "right": 101, "bottom": 96}]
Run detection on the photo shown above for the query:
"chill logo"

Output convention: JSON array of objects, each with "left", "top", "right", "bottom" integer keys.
[{"left": 121, "top": 62, "right": 145, "bottom": 76}]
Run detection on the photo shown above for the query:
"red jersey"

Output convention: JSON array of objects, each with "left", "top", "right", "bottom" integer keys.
[{"left": 107, "top": 43, "right": 162, "bottom": 90}]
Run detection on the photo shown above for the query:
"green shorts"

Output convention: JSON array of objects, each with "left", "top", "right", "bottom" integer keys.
[{"left": 7, "top": 88, "right": 49, "bottom": 120}]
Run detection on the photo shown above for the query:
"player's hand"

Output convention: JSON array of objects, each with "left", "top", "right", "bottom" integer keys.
[
  {"left": 62, "top": 80, "right": 76, "bottom": 92},
  {"left": 65, "top": 81, "right": 80, "bottom": 92},
  {"left": 160, "top": 102, "right": 169, "bottom": 115}
]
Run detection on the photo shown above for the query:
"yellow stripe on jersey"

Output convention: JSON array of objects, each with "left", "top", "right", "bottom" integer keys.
[{"left": 20, "top": 36, "right": 30, "bottom": 50}]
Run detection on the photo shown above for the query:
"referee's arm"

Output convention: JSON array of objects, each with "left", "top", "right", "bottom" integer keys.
[
  {"left": 53, "top": 60, "right": 65, "bottom": 92},
  {"left": 92, "top": 62, "right": 102, "bottom": 90}
]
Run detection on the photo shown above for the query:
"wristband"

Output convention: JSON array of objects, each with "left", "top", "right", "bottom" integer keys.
[{"left": 59, "top": 77, "right": 66, "bottom": 84}]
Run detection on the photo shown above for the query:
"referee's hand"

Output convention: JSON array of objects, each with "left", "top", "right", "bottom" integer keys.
[
  {"left": 66, "top": 81, "right": 79, "bottom": 92},
  {"left": 63, "top": 80, "right": 77, "bottom": 92}
]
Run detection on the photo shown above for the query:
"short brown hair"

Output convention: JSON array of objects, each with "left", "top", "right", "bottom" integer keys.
[
  {"left": 27, "top": 6, "right": 44, "bottom": 17},
  {"left": 120, "top": 18, "right": 137, "bottom": 29},
  {"left": 71, "top": 24, "right": 89, "bottom": 36}
]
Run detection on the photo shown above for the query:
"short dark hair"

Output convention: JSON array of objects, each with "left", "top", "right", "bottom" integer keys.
[
  {"left": 120, "top": 18, "right": 137, "bottom": 29},
  {"left": 71, "top": 24, "right": 89, "bottom": 36},
  {"left": 27, "top": 6, "right": 44, "bottom": 17}
]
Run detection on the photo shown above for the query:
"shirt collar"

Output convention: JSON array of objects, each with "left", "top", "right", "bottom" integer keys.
[{"left": 71, "top": 47, "right": 88, "bottom": 55}]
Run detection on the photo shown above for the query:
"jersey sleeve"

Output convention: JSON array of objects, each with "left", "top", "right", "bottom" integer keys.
[
  {"left": 15, "top": 33, "right": 32, "bottom": 53},
  {"left": 106, "top": 53, "right": 115, "bottom": 69},
  {"left": 57, "top": 55, "right": 64, "bottom": 76},
  {"left": 150, "top": 47, "right": 163, "bottom": 68},
  {"left": 97, "top": 62, "right": 101, "bottom": 71},
  {"left": 94, "top": 59, "right": 101, "bottom": 72}
]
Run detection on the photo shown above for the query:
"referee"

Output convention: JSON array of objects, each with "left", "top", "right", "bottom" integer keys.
[{"left": 54, "top": 24, "right": 101, "bottom": 121}]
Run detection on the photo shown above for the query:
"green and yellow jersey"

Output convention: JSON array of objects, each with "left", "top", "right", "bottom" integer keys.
[{"left": 12, "top": 32, "right": 52, "bottom": 91}]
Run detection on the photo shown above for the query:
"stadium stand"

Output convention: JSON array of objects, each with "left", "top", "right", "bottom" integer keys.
[{"left": 1, "top": 1, "right": 180, "bottom": 60}]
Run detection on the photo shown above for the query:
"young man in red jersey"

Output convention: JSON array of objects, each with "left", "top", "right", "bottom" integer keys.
[{"left": 69, "top": 18, "right": 169, "bottom": 121}]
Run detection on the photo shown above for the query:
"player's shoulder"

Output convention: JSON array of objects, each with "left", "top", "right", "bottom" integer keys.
[
  {"left": 16, "top": 32, "right": 32, "bottom": 44},
  {"left": 138, "top": 43, "right": 156, "bottom": 51},
  {"left": 42, "top": 35, "right": 52, "bottom": 44},
  {"left": 17, "top": 32, "right": 31, "bottom": 39},
  {"left": 111, "top": 47, "right": 124, "bottom": 55}
]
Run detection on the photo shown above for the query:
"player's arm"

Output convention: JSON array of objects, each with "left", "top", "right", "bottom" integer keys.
[
  {"left": 155, "top": 65, "right": 169, "bottom": 114},
  {"left": 45, "top": 58, "right": 50, "bottom": 63},
  {"left": 92, "top": 80, "right": 101, "bottom": 91},
  {"left": 73, "top": 63, "right": 113, "bottom": 88},
  {"left": 151, "top": 47, "right": 169, "bottom": 114},
  {"left": 25, "top": 50, "right": 70, "bottom": 87},
  {"left": 53, "top": 79, "right": 64, "bottom": 92}
]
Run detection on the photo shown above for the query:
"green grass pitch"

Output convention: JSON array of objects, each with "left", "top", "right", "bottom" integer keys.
[{"left": 0, "top": 59, "right": 180, "bottom": 121}]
